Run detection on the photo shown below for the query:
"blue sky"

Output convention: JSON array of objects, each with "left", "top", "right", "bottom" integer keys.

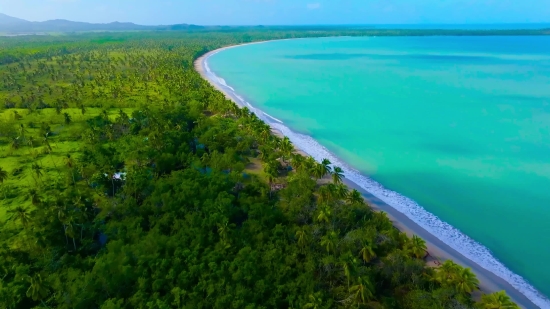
[{"left": 1, "top": 0, "right": 549, "bottom": 25}]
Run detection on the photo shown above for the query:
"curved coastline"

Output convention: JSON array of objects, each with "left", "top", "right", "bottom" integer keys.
[{"left": 195, "top": 40, "right": 549, "bottom": 309}]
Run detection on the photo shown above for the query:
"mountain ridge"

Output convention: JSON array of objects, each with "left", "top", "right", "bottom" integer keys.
[
  {"left": 0, "top": 13, "right": 201, "bottom": 33},
  {"left": 0, "top": 13, "right": 29, "bottom": 25}
]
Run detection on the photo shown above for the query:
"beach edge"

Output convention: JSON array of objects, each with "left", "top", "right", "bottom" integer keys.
[{"left": 194, "top": 44, "right": 541, "bottom": 309}]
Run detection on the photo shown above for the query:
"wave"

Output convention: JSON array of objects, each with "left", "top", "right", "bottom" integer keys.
[
  {"left": 202, "top": 50, "right": 550, "bottom": 309},
  {"left": 203, "top": 55, "right": 234, "bottom": 91},
  {"left": 263, "top": 112, "right": 284, "bottom": 124}
]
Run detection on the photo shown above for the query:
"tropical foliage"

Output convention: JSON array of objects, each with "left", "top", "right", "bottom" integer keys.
[{"left": 0, "top": 30, "right": 518, "bottom": 308}]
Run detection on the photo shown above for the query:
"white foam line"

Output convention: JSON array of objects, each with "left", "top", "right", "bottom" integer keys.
[
  {"left": 202, "top": 49, "right": 550, "bottom": 309},
  {"left": 263, "top": 112, "right": 284, "bottom": 124}
]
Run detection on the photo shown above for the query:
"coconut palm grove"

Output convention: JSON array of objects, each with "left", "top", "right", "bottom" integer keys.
[{"left": 0, "top": 30, "right": 521, "bottom": 308}]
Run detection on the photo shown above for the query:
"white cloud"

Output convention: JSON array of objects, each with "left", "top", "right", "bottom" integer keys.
[{"left": 307, "top": 3, "right": 321, "bottom": 10}]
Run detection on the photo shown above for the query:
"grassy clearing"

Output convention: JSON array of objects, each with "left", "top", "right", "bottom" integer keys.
[{"left": 0, "top": 107, "right": 134, "bottom": 221}]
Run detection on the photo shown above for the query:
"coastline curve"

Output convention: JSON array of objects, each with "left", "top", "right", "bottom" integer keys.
[{"left": 196, "top": 39, "right": 550, "bottom": 309}]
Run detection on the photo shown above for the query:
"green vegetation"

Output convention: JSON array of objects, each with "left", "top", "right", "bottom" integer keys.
[{"left": 0, "top": 31, "right": 520, "bottom": 308}]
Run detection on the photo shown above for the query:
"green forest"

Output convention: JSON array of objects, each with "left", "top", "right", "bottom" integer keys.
[{"left": 0, "top": 30, "right": 522, "bottom": 308}]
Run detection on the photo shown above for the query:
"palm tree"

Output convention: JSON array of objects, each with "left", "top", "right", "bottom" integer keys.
[
  {"left": 0, "top": 167, "right": 8, "bottom": 199},
  {"left": 217, "top": 220, "right": 235, "bottom": 243},
  {"left": 72, "top": 195, "right": 88, "bottom": 241},
  {"left": 11, "top": 137, "right": 21, "bottom": 150},
  {"left": 63, "top": 112, "right": 72, "bottom": 125},
  {"left": 9, "top": 206, "right": 32, "bottom": 228},
  {"left": 117, "top": 109, "right": 129, "bottom": 124},
  {"left": 320, "top": 158, "right": 332, "bottom": 173},
  {"left": 304, "top": 292, "right": 323, "bottom": 309},
  {"left": 349, "top": 276, "right": 374, "bottom": 306},
  {"left": 346, "top": 189, "right": 364, "bottom": 205},
  {"left": 340, "top": 253, "right": 358, "bottom": 288},
  {"left": 280, "top": 137, "right": 293, "bottom": 164},
  {"left": 264, "top": 164, "right": 278, "bottom": 197},
  {"left": 65, "top": 155, "right": 76, "bottom": 184},
  {"left": 434, "top": 260, "right": 460, "bottom": 286},
  {"left": 259, "top": 128, "right": 271, "bottom": 143},
  {"left": 79, "top": 103, "right": 86, "bottom": 115},
  {"left": 304, "top": 156, "right": 317, "bottom": 174},
  {"left": 57, "top": 204, "right": 71, "bottom": 248},
  {"left": 31, "top": 163, "right": 43, "bottom": 184},
  {"left": 313, "top": 163, "right": 327, "bottom": 180},
  {"left": 295, "top": 227, "right": 309, "bottom": 252},
  {"left": 43, "top": 134, "right": 52, "bottom": 153},
  {"left": 316, "top": 204, "right": 332, "bottom": 224},
  {"left": 9, "top": 206, "right": 33, "bottom": 248},
  {"left": 290, "top": 153, "right": 304, "bottom": 172},
  {"left": 27, "top": 136, "right": 34, "bottom": 148},
  {"left": 454, "top": 267, "right": 479, "bottom": 295},
  {"left": 320, "top": 230, "right": 338, "bottom": 254},
  {"left": 359, "top": 242, "right": 377, "bottom": 263},
  {"left": 335, "top": 183, "right": 348, "bottom": 200},
  {"left": 258, "top": 145, "right": 271, "bottom": 162},
  {"left": 64, "top": 154, "right": 75, "bottom": 168},
  {"left": 407, "top": 235, "right": 427, "bottom": 259},
  {"left": 65, "top": 220, "right": 78, "bottom": 251},
  {"left": 26, "top": 274, "right": 50, "bottom": 308},
  {"left": 102, "top": 109, "right": 109, "bottom": 121},
  {"left": 18, "top": 123, "right": 26, "bottom": 138},
  {"left": 55, "top": 102, "right": 62, "bottom": 115},
  {"left": 200, "top": 153, "right": 210, "bottom": 173},
  {"left": 479, "top": 291, "right": 519, "bottom": 309},
  {"left": 317, "top": 186, "right": 334, "bottom": 204},
  {"left": 28, "top": 189, "right": 41, "bottom": 206},
  {"left": 331, "top": 166, "right": 344, "bottom": 184}
]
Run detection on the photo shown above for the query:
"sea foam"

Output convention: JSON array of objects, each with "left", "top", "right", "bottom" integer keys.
[{"left": 203, "top": 49, "right": 550, "bottom": 309}]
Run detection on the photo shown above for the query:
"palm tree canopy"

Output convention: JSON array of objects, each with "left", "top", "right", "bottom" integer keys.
[
  {"left": 349, "top": 276, "right": 375, "bottom": 305},
  {"left": 435, "top": 260, "right": 461, "bottom": 285},
  {"left": 304, "top": 293, "right": 323, "bottom": 309},
  {"left": 295, "top": 227, "right": 310, "bottom": 251},
  {"left": 359, "top": 242, "right": 377, "bottom": 262},
  {"left": 346, "top": 189, "right": 364, "bottom": 205},
  {"left": 316, "top": 204, "right": 332, "bottom": 224},
  {"left": 0, "top": 167, "right": 8, "bottom": 183},
  {"left": 335, "top": 184, "right": 348, "bottom": 199},
  {"left": 31, "top": 163, "right": 43, "bottom": 178},
  {"left": 9, "top": 206, "right": 32, "bottom": 228},
  {"left": 331, "top": 166, "right": 344, "bottom": 184},
  {"left": 26, "top": 274, "right": 49, "bottom": 301},
  {"left": 321, "top": 158, "right": 332, "bottom": 175},
  {"left": 320, "top": 230, "right": 338, "bottom": 254},
  {"left": 454, "top": 267, "right": 479, "bottom": 295},
  {"left": 480, "top": 291, "right": 519, "bottom": 309},
  {"left": 407, "top": 235, "right": 427, "bottom": 259}
]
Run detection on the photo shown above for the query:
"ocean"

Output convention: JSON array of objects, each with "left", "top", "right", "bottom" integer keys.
[{"left": 205, "top": 36, "right": 550, "bottom": 307}]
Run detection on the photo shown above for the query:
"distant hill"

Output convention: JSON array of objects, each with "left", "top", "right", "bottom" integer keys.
[
  {"left": 0, "top": 13, "right": 203, "bottom": 33},
  {"left": 0, "top": 13, "right": 29, "bottom": 25}
]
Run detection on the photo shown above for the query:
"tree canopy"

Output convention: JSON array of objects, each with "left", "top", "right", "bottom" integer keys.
[{"left": 0, "top": 30, "right": 519, "bottom": 308}]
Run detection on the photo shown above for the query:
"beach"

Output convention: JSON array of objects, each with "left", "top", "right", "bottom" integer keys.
[{"left": 195, "top": 45, "right": 542, "bottom": 309}]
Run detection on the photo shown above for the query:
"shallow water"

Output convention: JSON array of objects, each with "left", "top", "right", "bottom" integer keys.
[{"left": 207, "top": 36, "right": 550, "bottom": 306}]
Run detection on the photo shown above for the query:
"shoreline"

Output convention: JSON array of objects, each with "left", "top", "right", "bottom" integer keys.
[{"left": 195, "top": 44, "right": 542, "bottom": 309}]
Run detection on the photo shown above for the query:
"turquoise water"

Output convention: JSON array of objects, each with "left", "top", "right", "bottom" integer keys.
[{"left": 206, "top": 36, "right": 550, "bottom": 305}]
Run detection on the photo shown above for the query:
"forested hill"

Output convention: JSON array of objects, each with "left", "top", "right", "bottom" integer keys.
[
  {"left": 0, "top": 13, "right": 202, "bottom": 33},
  {"left": 0, "top": 31, "right": 520, "bottom": 308}
]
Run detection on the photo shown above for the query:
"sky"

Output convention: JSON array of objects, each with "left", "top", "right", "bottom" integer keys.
[{"left": 1, "top": 0, "right": 549, "bottom": 26}]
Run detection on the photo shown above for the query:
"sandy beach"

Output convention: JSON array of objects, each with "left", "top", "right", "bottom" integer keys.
[{"left": 195, "top": 45, "right": 541, "bottom": 309}]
